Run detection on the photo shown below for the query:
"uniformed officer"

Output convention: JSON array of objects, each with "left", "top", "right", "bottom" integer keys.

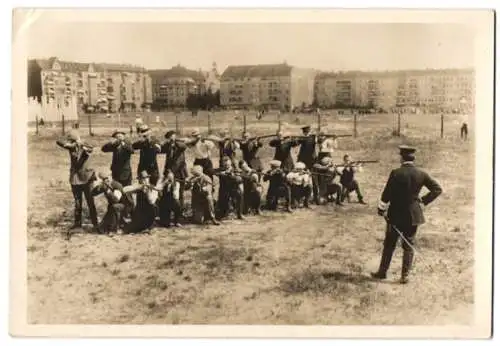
[{"left": 372, "top": 145, "right": 442, "bottom": 284}]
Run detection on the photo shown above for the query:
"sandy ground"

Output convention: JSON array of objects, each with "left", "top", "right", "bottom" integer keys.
[{"left": 26, "top": 112, "right": 474, "bottom": 325}]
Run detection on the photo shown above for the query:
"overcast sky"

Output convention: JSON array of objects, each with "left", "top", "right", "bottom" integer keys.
[{"left": 26, "top": 21, "right": 475, "bottom": 72}]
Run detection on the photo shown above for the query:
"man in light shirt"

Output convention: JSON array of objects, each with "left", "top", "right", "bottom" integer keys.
[
  {"left": 186, "top": 128, "right": 216, "bottom": 180},
  {"left": 134, "top": 114, "right": 144, "bottom": 134},
  {"left": 286, "top": 162, "right": 313, "bottom": 209},
  {"left": 317, "top": 131, "right": 338, "bottom": 161}
]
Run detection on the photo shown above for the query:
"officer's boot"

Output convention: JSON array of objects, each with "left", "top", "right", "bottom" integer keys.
[{"left": 400, "top": 250, "right": 414, "bottom": 284}]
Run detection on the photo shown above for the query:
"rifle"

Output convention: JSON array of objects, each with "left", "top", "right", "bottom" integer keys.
[
  {"left": 235, "top": 134, "right": 275, "bottom": 142},
  {"left": 336, "top": 160, "right": 380, "bottom": 167},
  {"left": 320, "top": 134, "right": 352, "bottom": 139}
]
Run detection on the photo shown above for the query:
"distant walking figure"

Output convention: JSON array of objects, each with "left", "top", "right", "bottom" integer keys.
[{"left": 460, "top": 122, "right": 468, "bottom": 140}]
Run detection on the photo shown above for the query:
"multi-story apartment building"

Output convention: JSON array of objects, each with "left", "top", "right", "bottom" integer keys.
[
  {"left": 202, "top": 62, "right": 221, "bottom": 93},
  {"left": 149, "top": 65, "right": 209, "bottom": 108},
  {"left": 28, "top": 57, "right": 153, "bottom": 113},
  {"left": 220, "top": 63, "right": 317, "bottom": 110},
  {"left": 314, "top": 68, "right": 475, "bottom": 112}
]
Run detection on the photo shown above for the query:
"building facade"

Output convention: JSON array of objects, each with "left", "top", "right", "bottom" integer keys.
[
  {"left": 314, "top": 68, "right": 475, "bottom": 112},
  {"left": 220, "top": 63, "right": 316, "bottom": 110},
  {"left": 28, "top": 57, "right": 153, "bottom": 113},
  {"left": 149, "top": 65, "right": 211, "bottom": 108}
]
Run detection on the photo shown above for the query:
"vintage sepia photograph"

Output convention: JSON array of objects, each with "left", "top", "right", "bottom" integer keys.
[{"left": 10, "top": 8, "right": 494, "bottom": 338}]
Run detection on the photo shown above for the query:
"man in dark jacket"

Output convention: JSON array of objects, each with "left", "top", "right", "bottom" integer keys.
[
  {"left": 132, "top": 125, "right": 161, "bottom": 185},
  {"left": 123, "top": 170, "right": 159, "bottom": 234},
  {"left": 160, "top": 130, "right": 188, "bottom": 208},
  {"left": 101, "top": 130, "right": 134, "bottom": 187},
  {"left": 269, "top": 131, "right": 300, "bottom": 172},
  {"left": 214, "top": 156, "right": 244, "bottom": 220},
  {"left": 263, "top": 160, "right": 292, "bottom": 212},
  {"left": 372, "top": 145, "right": 442, "bottom": 284},
  {"left": 239, "top": 131, "right": 264, "bottom": 173},
  {"left": 91, "top": 171, "right": 130, "bottom": 234},
  {"left": 296, "top": 125, "right": 317, "bottom": 170},
  {"left": 56, "top": 130, "right": 98, "bottom": 232}
]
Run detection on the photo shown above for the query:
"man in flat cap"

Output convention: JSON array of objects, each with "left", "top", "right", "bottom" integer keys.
[
  {"left": 372, "top": 145, "right": 442, "bottom": 284},
  {"left": 91, "top": 171, "right": 130, "bottom": 234},
  {"left": 123, "top": 170, "right": 159, "bottom": 233},
  {"left": 239, "top": 160, "right": 263, "bottom": 215},
  {"left": 263, "top": 160, "right": 292, "bottom": 212},
  {"left": 101, "top": 130, "right": 134, "bottom": 187},
  {"left": 160, "top": 130, "right": 188, "bottom": 208},
  {"left": 56, "top": 130, "right": 99, "bottom": 232},
  {"left": 312, "top": 156, "right": 343, "bottom": 205},
  {"left": 214, "top": 156, "right": 244, "bottom": 220},
  {"left": 132, "top": 124, "right": 161, "bottom": 185},
  {"left": 184, "top": 165, "right": 220, "bottom": 226}
]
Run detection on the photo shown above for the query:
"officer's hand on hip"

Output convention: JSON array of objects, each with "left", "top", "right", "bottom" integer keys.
[{"left": 377, "top": 208, "right": 385, "bottom": 216}]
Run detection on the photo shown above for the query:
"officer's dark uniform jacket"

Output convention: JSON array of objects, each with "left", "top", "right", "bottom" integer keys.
[{"left": 379, "top": 161, "right": 443, "bottom": 226}]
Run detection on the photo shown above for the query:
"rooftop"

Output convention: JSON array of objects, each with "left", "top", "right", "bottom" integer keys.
[
  {"left": 28, "top": 57, "right": 147, "bottom": 73},
  {"left": 221, "top": 63, "right": 293, "bottom": 79},
  {"left": 315, "top": 68, "right": 475, "bottom": 79},
  {"left": 149, "top": 65, "right": 206, "bottom": 82}
]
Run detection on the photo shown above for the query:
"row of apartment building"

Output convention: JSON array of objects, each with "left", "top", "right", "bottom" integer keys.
[
  {"left": 314, "top": 68, "right": 475, "bottom": 112},
  {"left": 27, "top": 57, "right": 221, "bottom": 112},
  {"left": 28, "top": 57, "right": 153, "bottom": 113},
  {"left": 27, "top": 57, "right": 475, "bottom": 113},
  {"left": 220, "top": 64, "right": 475, "bottom": 112}
]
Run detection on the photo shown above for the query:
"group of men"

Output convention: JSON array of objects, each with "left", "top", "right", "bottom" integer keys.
[
  {"left": 56, "top": 122, "right": 443, "bottom": 284},
  {"left": 56, "top": 124, "right": 368, "bottom": 234}
]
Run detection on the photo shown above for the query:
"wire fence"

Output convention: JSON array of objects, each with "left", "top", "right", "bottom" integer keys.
[{"left": 28, "top": 108, "right": 471, "bottom": 141}]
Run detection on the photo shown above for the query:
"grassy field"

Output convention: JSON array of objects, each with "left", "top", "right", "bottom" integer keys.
[{"left": 27, "top": 112, "right": 474, "bottom": 325}]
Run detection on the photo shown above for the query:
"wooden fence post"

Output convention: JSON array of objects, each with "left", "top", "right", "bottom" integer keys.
[
  {"left": 35, "top": 115, "right": 39, "bottom": 135},
  {"left": 208, "top": 111, "right": 212, "bottom": 134},
  {"left": 243, "top": 112, "right": 247, "bottom": 134},
  {"left": 175, "top": 111, "right": 180, "bottom": 134},
  {"left": 440, "top": 113, "right": 444, "bottom": 138},
  {"left": 397, "top": 112, "right": 401, "bottom": 137},
  {"left": 62, "top": 114, "right": 65, "bottom": 136},
  {"left": 88, "top": 113, "right": 92, "bottom": 136},
  {"left": 317, "top": 109, "right": 321, "bottom": 133},
  {"left": 353, "top": 112, "right": 358, "bottom": 138}
]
